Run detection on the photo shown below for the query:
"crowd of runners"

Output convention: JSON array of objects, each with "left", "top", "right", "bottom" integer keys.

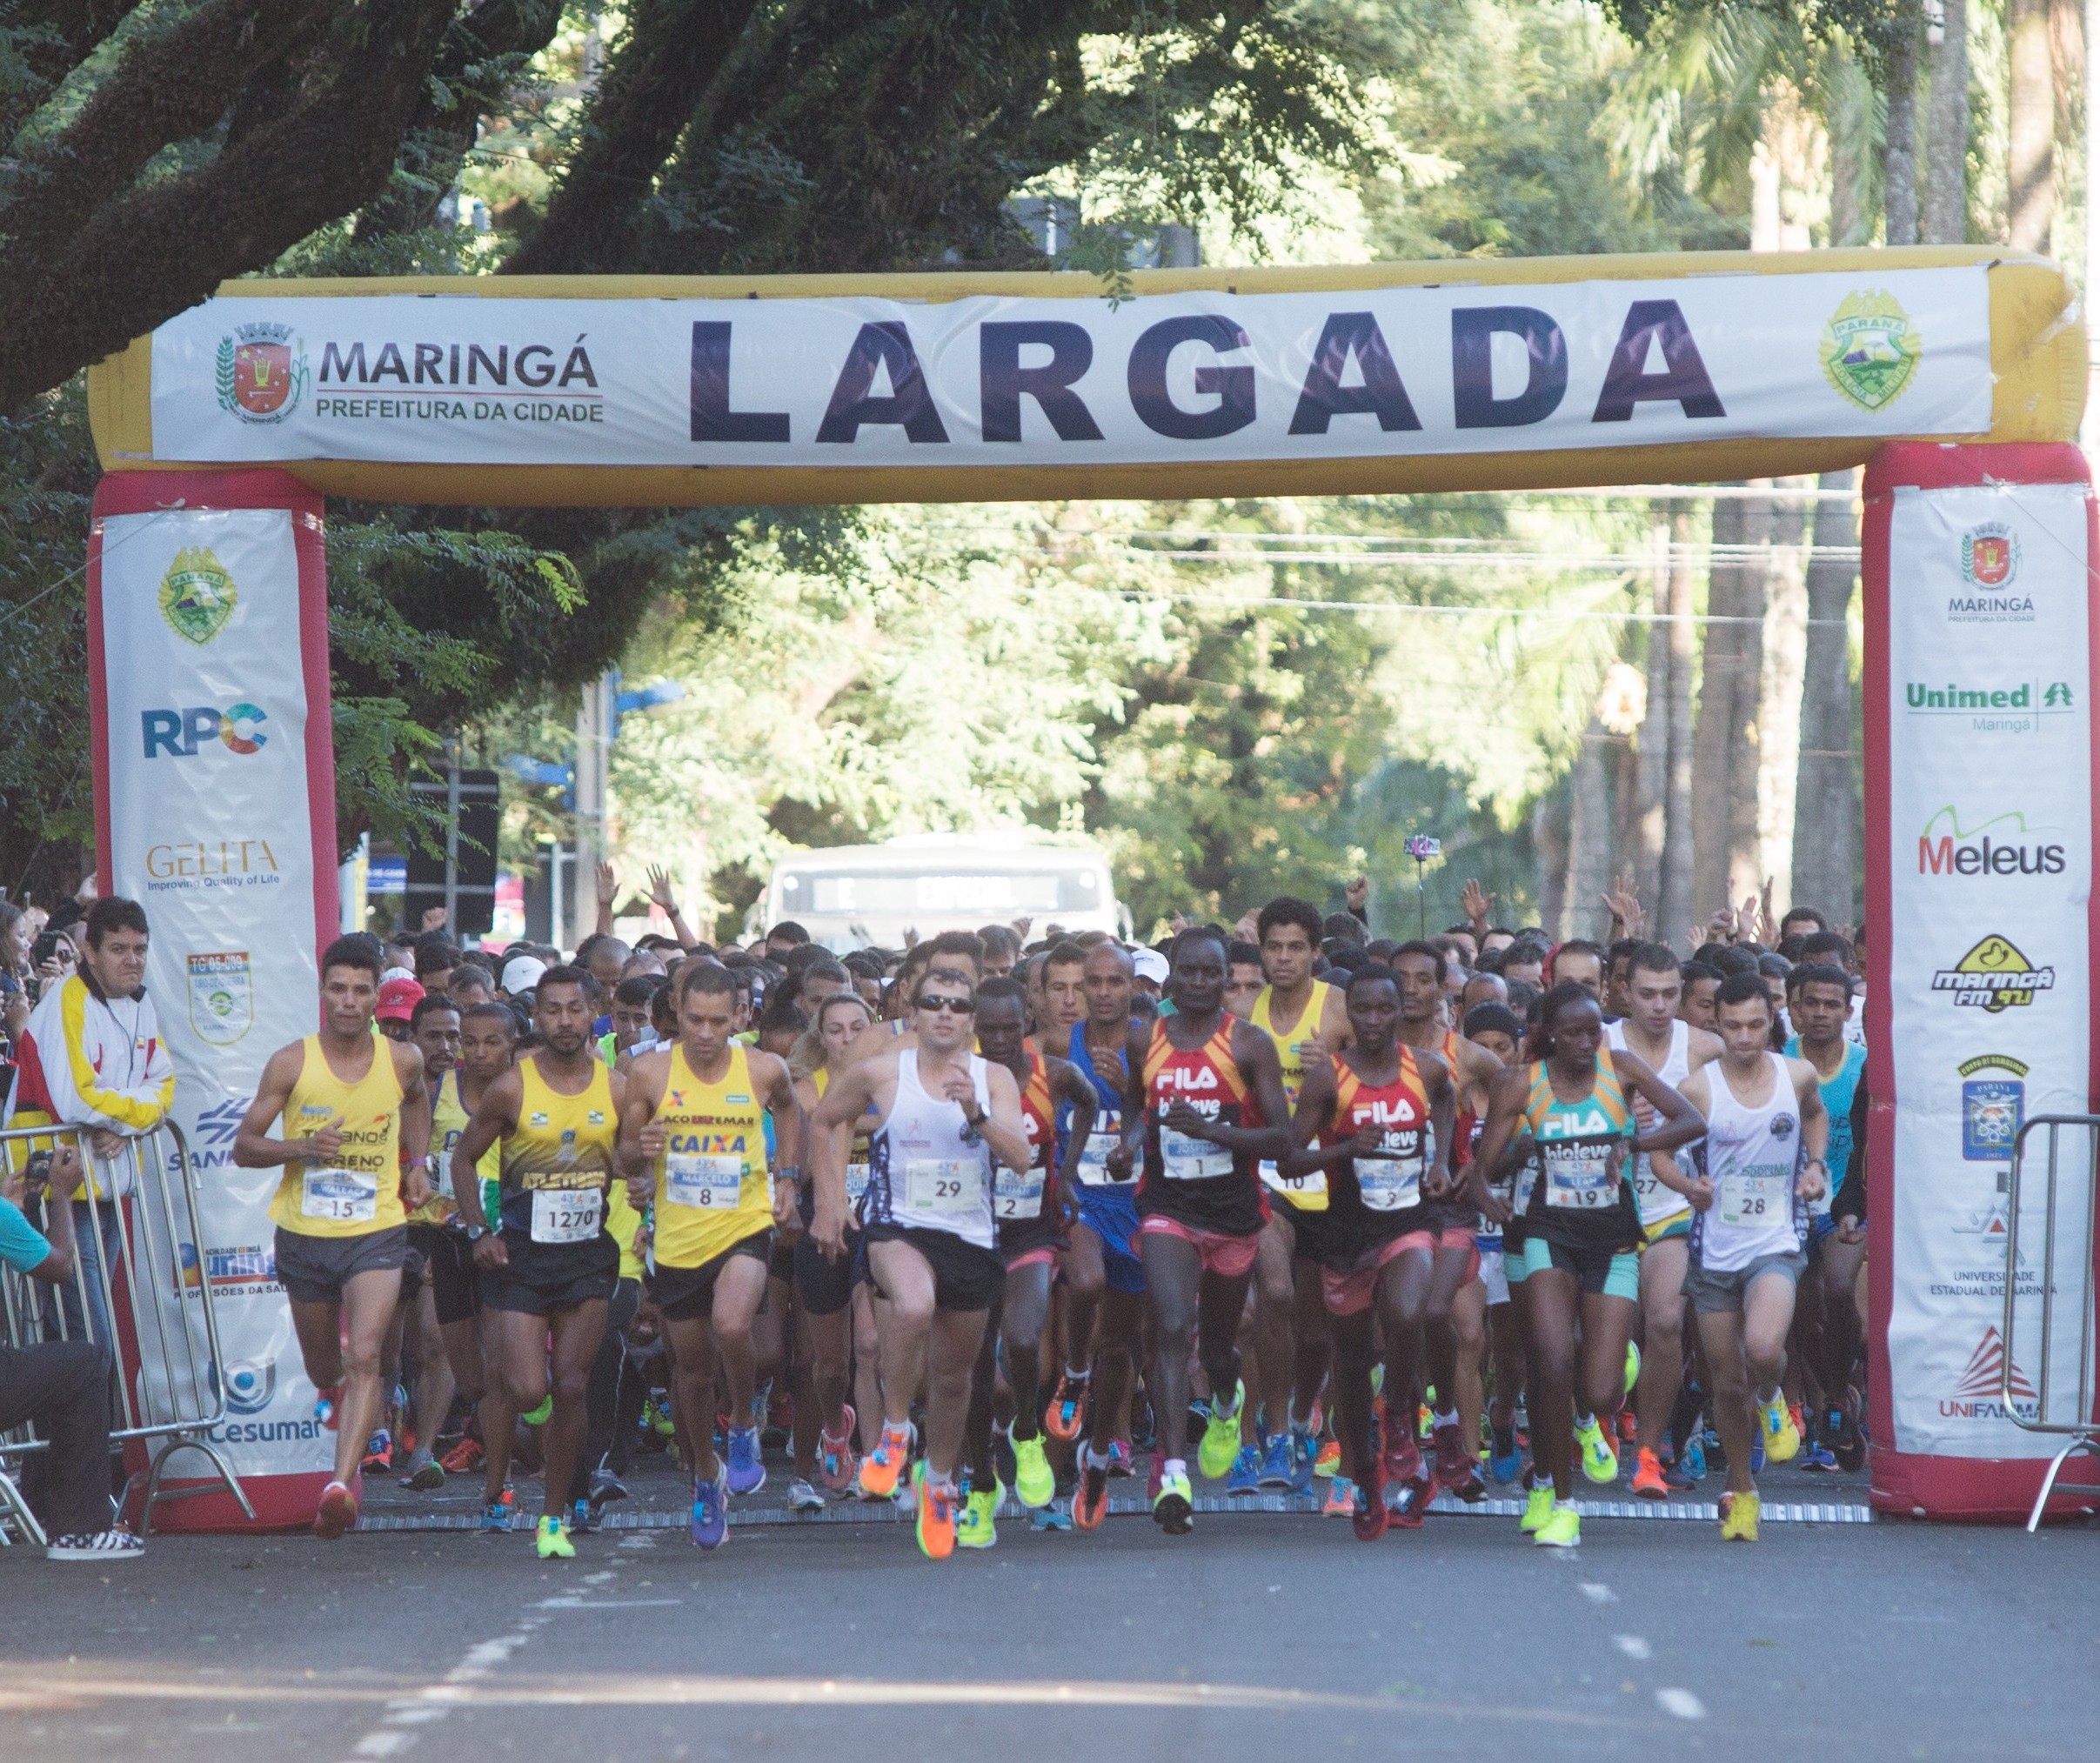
[{"left": 237, "top": 880, "right": 1870, "bottom": 1560}]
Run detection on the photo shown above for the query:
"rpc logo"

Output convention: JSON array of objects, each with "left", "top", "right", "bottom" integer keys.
[{"left": 141, "top": 704, "right": 267, "bottom": 758}]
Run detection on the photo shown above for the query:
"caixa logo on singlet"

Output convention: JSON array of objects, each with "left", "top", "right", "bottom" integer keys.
[{"left": 140, "top": 703, "right": 268, "bottom": 757}]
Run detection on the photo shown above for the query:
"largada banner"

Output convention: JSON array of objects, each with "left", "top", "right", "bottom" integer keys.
[
  {"left": 86, "top": 250, "right": 2083, "bottom": 505},
  {"left": 89, "top": 470, "right": 339, "bottom": 1527},
  {"left": 1864, "top": 444, "right": 2100, "bottom": 1519}
]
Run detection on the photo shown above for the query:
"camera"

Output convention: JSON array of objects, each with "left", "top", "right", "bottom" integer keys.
[
  {"left": 30, "top": 930, "right": 68, "bottom": 968},
  {"left": 22, "top": 1149, "right": 53, "bottom": 1190},
  {"left": 1403, "top": 835, "right": 1441, "bottom": 860}
]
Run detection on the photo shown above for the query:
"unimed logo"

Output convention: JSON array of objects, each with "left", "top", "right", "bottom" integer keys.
[{"left": 1940, "top": 1326, "right": 2040, "bottom": 1420}]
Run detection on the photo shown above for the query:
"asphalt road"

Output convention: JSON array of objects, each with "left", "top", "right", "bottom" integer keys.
[{"left": 0, "top": 1509, "right": 2093, "bottom": 1763}]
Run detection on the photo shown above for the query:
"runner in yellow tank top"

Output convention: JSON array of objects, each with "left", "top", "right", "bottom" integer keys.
[
  {"left": 451, "top": 964, "right": 629, "bottom": 1561},
  {"left": 618, "top": 962, "right": 802, "bottom": 1546},
  {"left": 234, "top": 938, "right": 431, "bottom": 1541}
]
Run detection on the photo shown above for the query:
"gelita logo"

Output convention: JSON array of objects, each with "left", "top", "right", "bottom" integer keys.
[
  {"left": 1939, "top": 1326, "right": 2040, "bottom": 1421},
  {"left": 1916, "top": 806, "right": 2065, "bottom": 878},
  {"left": 141, "top": 704, "right": 267, "bottom": 757}
]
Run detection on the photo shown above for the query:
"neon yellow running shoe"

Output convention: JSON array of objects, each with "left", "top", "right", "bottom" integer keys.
[
  {"left": 521, "top": 1394, "right": 553, "bottom": 1427},
  {"left": 956, "top": 1484, "right": 1001, "bottom": 1549},
  {"left": 1534, "top": 1501, "right": 1582, "bottom": 1548},
  {"left": 1624, "top": 1339, "right": 1642, "bottom": 1399},
  {"left": 1153, "top": 1463, "right": 1194, "bottom": 1535},
  {"left": 1719, "top": 1489, "right": 1762, "bottom": 1541},
  {"left": 1012, "top": 1432, "right": 1055, "bottom": 1509},
  {"left": 1521, "top": 1483, "right": 1555, "bottom": 1533},
  {"left": 1198, "top": 1380, "right": 1246, "bottom": 1480},
  {"left": 1759, "top": 1393, "right": 1800, "bottom": 1463},
  {"left": 1576, "top": 1413, "right": 1620, "bottom": 1484},
  {"left": 534, "top": 1515, "right": 574, "bottom": 1559}
]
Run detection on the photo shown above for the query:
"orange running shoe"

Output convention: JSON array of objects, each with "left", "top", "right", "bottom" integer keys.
[
  {"left": 1043, "top": 1372, "right": 1087, "bottom": 1443},
  {"left": 1073, "top": 1456, "right": 1110, "bottom": 1531},
  {"left": 1631, "top": 1446, "right": 1669, "bottom": 1499},
  {"left": 859, "top": 1420, "right": 913, "bottom": 1499},
  {"left": 312, "top": 1475, "right": 360, "bottom": 1540},
  {"left": 440, "top": 1435, "right": 485, "bottom": 1475},
  {"left": 1314, "top": 1439, "right": 1342, "bottom": 1479},
  {"left": 913, "top": 1462, "right": 958, "bottom": 1559}
]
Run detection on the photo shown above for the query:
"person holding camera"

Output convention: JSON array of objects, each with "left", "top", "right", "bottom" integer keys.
[{"left": 0, "top": 1142, "right": 143, "bottom": 1560}]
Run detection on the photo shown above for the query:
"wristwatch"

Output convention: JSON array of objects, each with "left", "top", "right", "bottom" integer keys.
[{"left": 464, "top": 1223, "right": 488, "bottom": 1243}]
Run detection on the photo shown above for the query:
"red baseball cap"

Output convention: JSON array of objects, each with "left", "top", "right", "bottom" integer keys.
[{"left": 376, "top": 976, "right": 425, "bottom": 1024}]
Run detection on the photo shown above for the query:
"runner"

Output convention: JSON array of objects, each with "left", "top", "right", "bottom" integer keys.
[
  {"left": 395, "top": 993, "right": 467, "bottom": 1491},
  {"left": 1033, "top": 941, "right": 1088, "bottom": 1052},
  {"left": 617, "top": 960, "right": 802, "bottom": 1549},
  {"left": 1675, "top": 972, "right": 1829, "bottom": 1539},
  {"left": 1224, "top": 941, "right": 1267, "bottom": 1019},
  {"left": 1605, "top": 944, "right": 1722, "bottom": 1499},
  {"left": 1242, "top": 898, "right": 1352, "bottom": 1495},
  {"left": 1784, "top": 961, "right": 1868, "bottom": 1471},
  {"left": 960, "top": 977, "right": 1098, "bottom": 1543},
  {"left": 449, "top": 965, "right": 627, "bottom": 1560},
  {"left": 1284, "top": 965, "right": 1455, "bottom": 1540},
  {"left": 1104, "top": 927, "right": 1293, "bottom": 1535},
  {"left": 232, "top": 937, "right": 431, "bottom": 1539},
  {"left": 809, "top": 964, "right": 1033, "bottom": 1560},
  {"left": 1468, "top": 981, "right": 1702, "bottom": 1546},
  {"left": 1057, "top": 942, "right": 1152, "bottom": 1532},
  {"left": 431, "top": 1000, "right": 516, "bottom": 1479}
]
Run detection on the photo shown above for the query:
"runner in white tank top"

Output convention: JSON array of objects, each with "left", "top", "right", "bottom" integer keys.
[{"left": 865, "top": 1051, "right": 998, "bottom": 1248}]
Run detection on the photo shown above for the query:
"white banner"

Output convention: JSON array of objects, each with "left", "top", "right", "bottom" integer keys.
[
  {"left": 96, "top": 501, "right": 333, "bottom": 1486},
  {"left": 141, "top": 268, "right": 1991, "bottom": 471},
  {"left": 1883, "top": 479, "right": 2096, "bottom": 1457}
]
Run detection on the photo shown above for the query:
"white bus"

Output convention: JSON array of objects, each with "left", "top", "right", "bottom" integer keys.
[{"left": 757, "top": 832, "right": 1127, "bottom": 952}]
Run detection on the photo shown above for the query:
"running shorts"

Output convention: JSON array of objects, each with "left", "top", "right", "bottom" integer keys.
[
  {"left": 863, "top": 1223, "right": 1005, "bottom": 1312},
  {"left": 405, "top": 1222, "right": 479, "bottom": 1326},
  {"left": 479, "top": 1231, "right": 619, "bottom": 1315},
  {"left": 1641, "top": 1209, "right": 1694, "bottom": 1248},
  {"left": 1135, "top": 1213, "right": 1261, "bottom": 1279},
  {"left": 651, "top": 1231, "right": 775, "bottom": 1322},
  {"left": 1681, "top": 1248, "right": 1807, "bottom": 1314},
  {"left": 793, "top": 1228, "right": 863, "bottom": 1318},
  {"left": 1518, "top": 1234, "right": 1640, "bottom": 1302},
  {"left": 1073, "top": 1185, "right": 1146, "bottom": 1295},
  {"left": 272, "top": 1225, "right": 408, "bottom": 1306}
]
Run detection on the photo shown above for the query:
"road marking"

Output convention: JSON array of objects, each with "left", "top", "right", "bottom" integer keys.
[
  {"left": 1655, "top": 1688, "right": 1706, "bottom": 1720},
  {"left": 1613, "top": 1635, "right": 1651, "bottom": 1660},
  {"left": 353, "top": 1736, "right": 411, "bottom": 1757},
  {"left": 1579, "top": 1583, "right": 1618, "bottom": 1605}
]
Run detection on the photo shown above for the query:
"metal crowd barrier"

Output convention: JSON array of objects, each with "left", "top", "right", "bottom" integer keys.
[
  {"left": 0, "top": 1121, "right": 252, "bottom": 1542},
  {"left": 2003, "top": 1114, "right": 2100, "bottom": 1533}
]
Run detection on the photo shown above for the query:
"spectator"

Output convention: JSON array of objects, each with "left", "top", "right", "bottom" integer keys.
[
  {"left": 1, "top": 900, "right": 31, "bottom": 1096},
  {"left": 413, "top": 934, "right": 459, "bottom": 993},
  {"left": 499, "top": 954, "right": 548, "bottom": 1000},
  {"left": 977, "top": 925, "right": 1022, "bottom": 977},
  {"left": 448, "top": 954, "right": 497, "bottom": 1010},
  {"left": 0, "top": 1143, "right": 142, "bottom": 1560},
  {"left": 763, "top": 920, "right": 811, "bottom": 963},
  {"left": 376, "top": 976, "right": 425, "bottom": 1042}
]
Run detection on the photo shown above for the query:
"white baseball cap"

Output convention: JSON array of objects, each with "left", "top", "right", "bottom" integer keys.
[
  {"left": 1131, "top": 947, "right": 1170, "bottom": 985},
  {"left": 500, "top": 955, "right": 549, "bottom": 996}
]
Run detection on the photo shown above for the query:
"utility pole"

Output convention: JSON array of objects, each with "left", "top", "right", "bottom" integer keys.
[{"left": 573, "top": 672, "right": 610, "bottom": 931}]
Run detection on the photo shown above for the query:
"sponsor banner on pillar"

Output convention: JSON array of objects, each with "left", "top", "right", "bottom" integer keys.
[
  {"left": 139, "top": 268, "right": 1990, "bottom": 471},
  {"left": 90, "top": 472, "right": 338, "bottom": 1501},
  {"left": 1883, "top": 476, "right": 2096, "bottom": 1459}
]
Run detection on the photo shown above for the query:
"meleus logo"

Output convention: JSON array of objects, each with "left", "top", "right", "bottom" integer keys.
[
  {"left": 140, "top": 703, "right": 267, "bottom": 758},
  {"left": 1916, "top": 806, "right": 2065, "bottom": 878},
  {"left": 1931, "top": 934, "right": 2055, "bottom": 1012},
  {"left": 1950, "top": 521, "right": 2030, "bottom": 624}
]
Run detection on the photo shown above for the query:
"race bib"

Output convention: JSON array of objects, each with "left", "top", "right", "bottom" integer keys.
[
  {"left": 1719, "top": 1164, "right": 1791, "bottom": 1229},
  {"left": 994, "top": 1165, "right": 1046, "bottom": 1219},
  {"left": 1074, "top": 1113, "right": 1134, "bottom": 1185},
  {"left": 1259, "top": 1161, "right": 1329, "bottom": 1199},
  {"left": 667, "top": 1152, "right": 746, "bottom": 1212},
  {"left": 1161, "top": 1126, "right": 1233, "bottom": 1182},
  {"left": 530, "top": 1187, "right": 605, "bottom": 1244},
  {"left": 1355, "top": 1154, "right": 1421, "bottom": 1212},
  {"left": 846, "top": 1160, "right": 872, "bottom": 1204},
  {"left": 301, "top": 1165, "right": 378, "bottom": 1224},
  {"left": 905, "top": 1158, "right": 979, "bottom": 1214},
  {"left": 1544, "top": 1144, "right": 1618, "bottom": 1210}
]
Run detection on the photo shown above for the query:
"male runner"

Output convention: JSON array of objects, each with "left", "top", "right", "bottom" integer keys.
[
  {"left": 1105, "top": 928, "right": 1292, "bottom": 1534},
  {"left": 618, "top": 961, "right": 802, "bottom": 1548},
  {"left": 844, "top": 931, "right": 983, "bottom": 1065},
  {"left": 961, "top": 977, "right": 1098, "bottom": 1541},
  {"left": 1680, "top": 963, "right": 1722, "bottom": 1032},
  {"left": 1056, "top": 942, "right": 1152, "bottom": 1530},
  {"left": 1245, "top": 898, "right": 1352, "bottom": 1493},
  {"left": 1285, "top": 965, "right": 1455, "bottom": 1539},
  {"left": 233, "top": 938, "right": 431, "bottom": 1539},
  {"left": 1786, "top": 962, "right": 1868, "bottom": 1469},
  {"left": 809, "top": 965, "right": 1032, "bottom": 1559},
  {"left": 1033, "top": 942, "right": 1088, "bottom": 1051},
  {"left": 1224, "top": 941, "right": 1267, "bottom": 1019},
  {"left": 432, "top": 1000, "right": 515, "bottom": 1477},
  {"left": 450, "top": 966, "right": 627, "bottom": 1559},
  {"left": 395, "top": 992, "right": 466, "bottom": 1490},
  {"left": 1675, "top": 972, "right": 1828, "bottom": 1539},
  {"left": 1606, "top": 945, "right": 1721, "bottom": 1498}
]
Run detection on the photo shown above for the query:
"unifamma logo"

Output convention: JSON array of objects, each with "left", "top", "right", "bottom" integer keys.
[{"left": 1940, "top": 1326, "right": 2039, "bottom": 1420}]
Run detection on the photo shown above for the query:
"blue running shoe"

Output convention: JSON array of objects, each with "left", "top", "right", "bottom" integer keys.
[
  {"left": 1287, "top": 1431, "right": 1316, "bottom": 1494},
  {"left": 1257, "top": 1432, "right": 1294, "bottom": 1490},
  {"left": 571, "top": 1496, "right": 594, "bottom": 1534},
  {"left": 691, "top": 1473, "right": 727, "bottom": 1549},
  {"left": 1030, "top": 1501, "right": 1074, "bottom": 1533},
  {"left": 726, "top": 1426, "right": 766, "bottom": 1496},
  {"left": 1489, "top": 1421, "right": 1521, "bottom": 1484},
  {"left": 1750, "top": 1440, "right": 1766, "bottom": 1474},
  {"left": 478, "top": 1494, "right": 513, "bottom": 1534},
  {"left": 1226, "top": 1441, "right": 1262, "bottom": 1496},
  {"left": 1799, "top": 1440, "right": 1839, "bottom": 1473}
]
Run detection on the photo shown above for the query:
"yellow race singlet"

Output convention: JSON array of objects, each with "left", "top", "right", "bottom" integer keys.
[
  {"left": 1250, "top": 979, "right": 1335, "bottom": 1211},
  {"left": 498, "top": 1057, "right": 619, "bottom": 1247},
  {"left": 813, "top": 1064, "right": 875, "bottom": 1209},
  {"left": 407, "top": 1068, "right": 469, "bottom": 1227},
  {"left": 652, "top": 1043, "right": 772, "bottom": 1271},
  {"left": 270, "top": 1035, "right": 405, "bottom": 1239}
]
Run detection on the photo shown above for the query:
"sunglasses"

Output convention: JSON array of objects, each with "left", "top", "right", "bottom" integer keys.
[{"left": 914, "top": 993, "right": 976, "bottom": 1015}]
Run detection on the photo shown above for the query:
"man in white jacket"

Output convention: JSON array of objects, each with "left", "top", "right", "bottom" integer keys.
[{"left": 5, "top": 898, "right": 173, "bottom": 1354}]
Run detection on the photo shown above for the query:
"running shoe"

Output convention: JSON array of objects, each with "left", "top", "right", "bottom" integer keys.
[
  {"left": 521, "top": 1393, "right": 553, "bottom": 1427},
  {"left": 1719, "top": 1489, "right": 1761, "bottom": 1541},
  {"left": 1623, "top": 1339, "right": 1642, "bottom": 1398},
  {"left": 726, "top": 1425, "right": 766, "bottom": 1496},
  {"left": 1321, "top": 1475, "right": 1357, "bottom": 1518},
  {"left": 859, "top": 1420, "right": 913, "bottom": 1499},
  {"left": 1352, "top": 1461, "right": 1389, "bottom": 1542},
  {"left": 312, "top": 1476, "right": 360, "bottom": 1540},
  {"left": 1031, "top": 1502, "right": 1074, "bottom": 1533},
  {"left": 313, "top": 1383, "right": 344, "bottom": 1431},
  {"left": 1799, "top": 1440, "right": 1840, "bottom": 1473},
  {"left": 1314, "top": 1439, "right": 1342, "bottom": 1479},
  {"left": 361, "top": 1428, "right": 392, "bottom": 1474},
  {"left": 1287, "top": 1432, "right": 1317, "bottom": 1494},
  {"left": 1256, "top": 1431, "right": 1293, "bottom": 1489},
  {"left": 1673, "top": 1433, "right": 1708, "bottom": 1486},
  {"left": 1448, "top": 1466, "right": 1488, "bottom": 1505},
  {"left": 1044, "top": 1372, "right": 1088, "bottom": 1442},
  {"left": 1198, "top": 1382, "right": 1246, "bottom": 1480},
  {"left": 589, "top": 1469, "right": 628, "bottom": 1514},
  {"left": 1389, "top": 1474, "right": 1431, "bottom": 1529},
  {"left": 1383, "top": 1426, "right": 1423, "bottom": 1488},
  {"left": 1575, "top": 1413, "right": 1620, "bottom": 1484},
  {"left": 1226, "top": 1441, "right": 1262, "bottom": 1495},
  {"left": 44, "top": 1528, "right": 144, "bottom": 1564},
  {"left": 1615, "top": 1408, "right": 1638, "bottom": 1447},
  {"left": 479, "top": 1489, "right": 515, "bottom": 1533},
  {"left": 913, "top": 1462, "right": 959, "bottom": 1560},
  {"left": 1631, "top": 1446, "right": 1669, "bottom": 1499},
  {"left": 1152, "top": 1462, "right": 1194, "bottom": 1535},
  {"left": 1488, "top": 1421, "right": 1521, "bottom": 1483},
  {"left": 1750, "top": 1441, "right": 1766, "bottom": 1473},
  {"left": 690, "top": 1473, "right": 727, "bottom": 1550},
  {"left": 1431, "top": 1419, "right": 1471, "bottom": 1490},
  {"left": 955, "top": 1483, "right": 1000, "bottom": 1549},
  {"left": 440, "top": 1435, "right": 485, "bottom": 1475},
  {"left": 786, "top": 1478, "right": 825, "bottom": 1513},
  {"left": 646, "top": 1392, "right": 677, "bottom": 1437},
  {"left": 535, "top": 1515, "right": 576, "bottom": 1559},
  {"left": 1012, "top": 1432, "right": 1056, "bottom": 1509},
  {"left": 1073, "top": 1457, "right": 1110, "bottom": 1531},
  {"left": 762, "top": 1386, "right": 792, "bottom": 1453},
  {"left": 1831, "top": 1394, "right": 1867, "bottom": 1473},
  {"left": 1534, "top": 1500, "right": 1581, "bottom": 1548},
  {"left": 397, "top": 1449, "right": 445, "bottom": 1492},
  {"left": 1106, "top": 1439, "right": 1134, "bottom": 1478},
  {"left": 1186, "top": 1399, "right": 1209, "bottom": 1449},
  {"left": 571, "top": 1497, "right": 595, "bottom": 1535},
  {"left": 817, "top": 1419, "right": 859, "bottom": 1495},
  {"left": 1759, "top": 1393, "right": 1800, "bottom": 1464},
  {"left": 1520, "top": 1482, "right": 1555, "bottom": 1534}
]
